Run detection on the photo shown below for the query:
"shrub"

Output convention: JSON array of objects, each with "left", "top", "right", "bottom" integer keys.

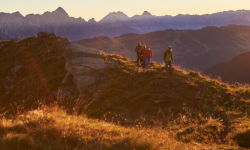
[
  {"left": 189, "top": 71, "right": 199, "bottom": 77},
  {"left": 2, "top": 133, "right": 33, "bottom": 150},
  {"left": 177, "top": 119, "right": 223, "bottom": 143},
  {"left": 61, "top": 134, "right": 79, "bottom": 147},
  {"left": 0, "top": 124, "right": 5, "bottom": 137},
  {"left": 233, "top": 129, "right": 250, "bottom": 148}
]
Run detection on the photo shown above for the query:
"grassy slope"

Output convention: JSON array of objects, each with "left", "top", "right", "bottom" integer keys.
[
  {"left": 1, "top": 49, "right": 250, "bottom": 149},
  {"left": 85, "top": 54, "right": 250, "bottom": 149},
  {"left": 0, "top": 106, "right": 244, "bottom": 150}
]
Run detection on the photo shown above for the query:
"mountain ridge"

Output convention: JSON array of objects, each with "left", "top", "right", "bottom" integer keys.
[
  {"left": 203, "top": 50, "right": 250, "bottom": 84},
  {"left": 3, "top": 8, "right": 250, "bottom": 41},
  {"left": 0, "top": 7, "right": 139, "bottom": 41}
]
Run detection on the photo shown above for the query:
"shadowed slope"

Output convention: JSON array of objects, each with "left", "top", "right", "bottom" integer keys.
[
  {"left": 203, "top": 51, "right": 250, "bottom": 84},
  {"left": 0, "top": 33, "right": 70, "bottom": 110}
]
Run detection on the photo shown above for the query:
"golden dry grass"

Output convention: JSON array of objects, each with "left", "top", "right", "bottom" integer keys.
[{"left": 0, "top": 106, "right": 244, "bottom": 150}]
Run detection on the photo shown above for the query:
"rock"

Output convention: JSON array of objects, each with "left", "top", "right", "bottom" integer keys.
[
  {"left": 74, "top": 76, "right": 96, "bottom": 94},
  {"left": 9, "top": 85, "right": 14, "bottom": 89},
  {"left": 154, "top": 74, "right": 161, "bottom": 78},
  {"left": 71, "top": 43, "right": 101, "bottom": 54},
  {"left": 42, "top": 97, "right": 52, "bottom": 105},
  {"left": 19, "top": 78, "right": 26, "bottom": 83},
  {"left": 11, "top": 64, "right": 23, "bottom": 77},
  {"left": 3, "top": 82, "right": 9, "bottom": 94},
  {"left": 66, "top": 62, "right": 93, "bottom": 75},
  {"left": 116, "top": 59, "right": 124, "bottom": 65},
  {"left": 71, "top": 57, "right": 106, "bottom": 70},
  {"left": 37, "top": 31, "right": 55, "bottom": 37},
  {"left": 6, "top": 76, "right": 13, "bottom": 83},
  {"left": 58, "top": 38, "right": 70, "bottom": 50},
  {"left": 62, "top": 73, "right": 70, "bottom": 85},
  {"left": 154, "top": 100, "right": 168, "bottom": 104},
  {"left": 65, "top": 57, "right": 106, "bottom": 76},
  {"left": 62, "top": 43, "right": 107, "bottom": 95},
  {"left": 93, "top": 90, "right": 101, "bottom": 101},
  {"left": 53, "top": 87, "right": 72, "bottom": 98}
]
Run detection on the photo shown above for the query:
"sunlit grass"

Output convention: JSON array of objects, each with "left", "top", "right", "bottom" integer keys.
[{"left": 0, "top": 106, "right": 209, "bottom": 150}]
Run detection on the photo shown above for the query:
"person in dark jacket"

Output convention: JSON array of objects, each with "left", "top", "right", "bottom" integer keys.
[
  {"left": 143, "top": 46, "right": 152, "bottom": 70},
  {"left": 135, "top": 42, "right": 142, "bottom": 64},
  {"left": 163, "top": 46, "right": 174, "bottom": 74},
  {"left": 140, "top": 44, "right": 147, "bottom": 67}
]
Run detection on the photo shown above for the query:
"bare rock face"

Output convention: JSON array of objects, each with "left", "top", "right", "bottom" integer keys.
[
  {"left": 65, "top": 62, "right": 93, "bottom": 76},
  {"left": 37, "top": 32, "right": 56, "bottom": 37},
  {"left": 71, "top": 43, "right": 101, "bottom": 54},
  {"left": 74, "top": 76, "right": 96, "bottom": 94},
  {"left": 71, "top": 57, "right": 106, "bottom": 70},
  {"left": 63, "top": 43, "right": 107, "bottom": 96}
]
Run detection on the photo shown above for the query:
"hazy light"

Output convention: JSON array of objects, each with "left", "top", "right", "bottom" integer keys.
[{"left": 1, "top": 0, "right": 250, "bottom": 21}]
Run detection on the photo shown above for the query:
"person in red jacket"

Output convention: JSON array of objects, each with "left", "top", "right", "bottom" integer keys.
[{"left": 143, "top": 46, "right": 152, "bottom": 69}]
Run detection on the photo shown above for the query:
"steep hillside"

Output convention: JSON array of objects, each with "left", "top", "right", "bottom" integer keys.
[
  {"left": 75, "top": 25, "right": 250, "bottom": 71},
  {"left": 203, "top": 51, "right": 250, "bottom": 84},
  {"left": 0, "top": 32, "right": 70, "bottom": 110}
]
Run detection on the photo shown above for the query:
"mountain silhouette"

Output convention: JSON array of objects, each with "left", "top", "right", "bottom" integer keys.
[
  {"left": 3, "top": 8, "right": 250, "bottom": 41},
  {"left": 99, "top": 11, "right": 129, "bottom": 23},
  {"left": 0, "top": 7, "right": 139, "bottom": 41},
  {"left": 55, "top": 7, "right": 68, "bottom": 14}
]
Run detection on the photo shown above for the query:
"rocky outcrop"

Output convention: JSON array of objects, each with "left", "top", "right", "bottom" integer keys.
[
  {"left": 37, "top": 32, "right": 56, "bottom": 37},
  {"left": 63, "top": 43, "right": 107, "bottom": 96}
]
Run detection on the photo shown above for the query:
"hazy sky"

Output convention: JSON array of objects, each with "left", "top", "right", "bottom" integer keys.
[{"left": 1, "top": 0, "right": 250, "bottom": 21}]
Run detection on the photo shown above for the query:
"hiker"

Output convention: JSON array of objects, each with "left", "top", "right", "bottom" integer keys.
[
  {"left": 143, "top": 46, "right": 152, "bottom": 69},
  {"left": 135, "top": 42, "right": 142, "bottom": 64},
  {"left": 164, "top": 46, "right": 174, "bottom": 74},
  {"left": 140, "top": 44, "right": 147, "bottom": 67}
]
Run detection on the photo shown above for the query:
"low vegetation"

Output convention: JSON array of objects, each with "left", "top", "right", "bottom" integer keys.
[{"left": 1, "top": 105, "right": 245, "bottom": 150}]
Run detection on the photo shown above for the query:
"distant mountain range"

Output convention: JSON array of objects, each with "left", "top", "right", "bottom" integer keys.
[
  {"left": 101, "top": 10, "right": 250, "bottom": 33},
  {"left": 203, "top": 51, "right": 250, "bottom": 84},
  {"left": 0, "top": 7, "right": 138, "bottom": 41},
  {"left": 75, "top": 25, "right": 250, "bottom": 71},
  {"left": 2, "top": 7, "right": 250, "bottom": 41}
]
